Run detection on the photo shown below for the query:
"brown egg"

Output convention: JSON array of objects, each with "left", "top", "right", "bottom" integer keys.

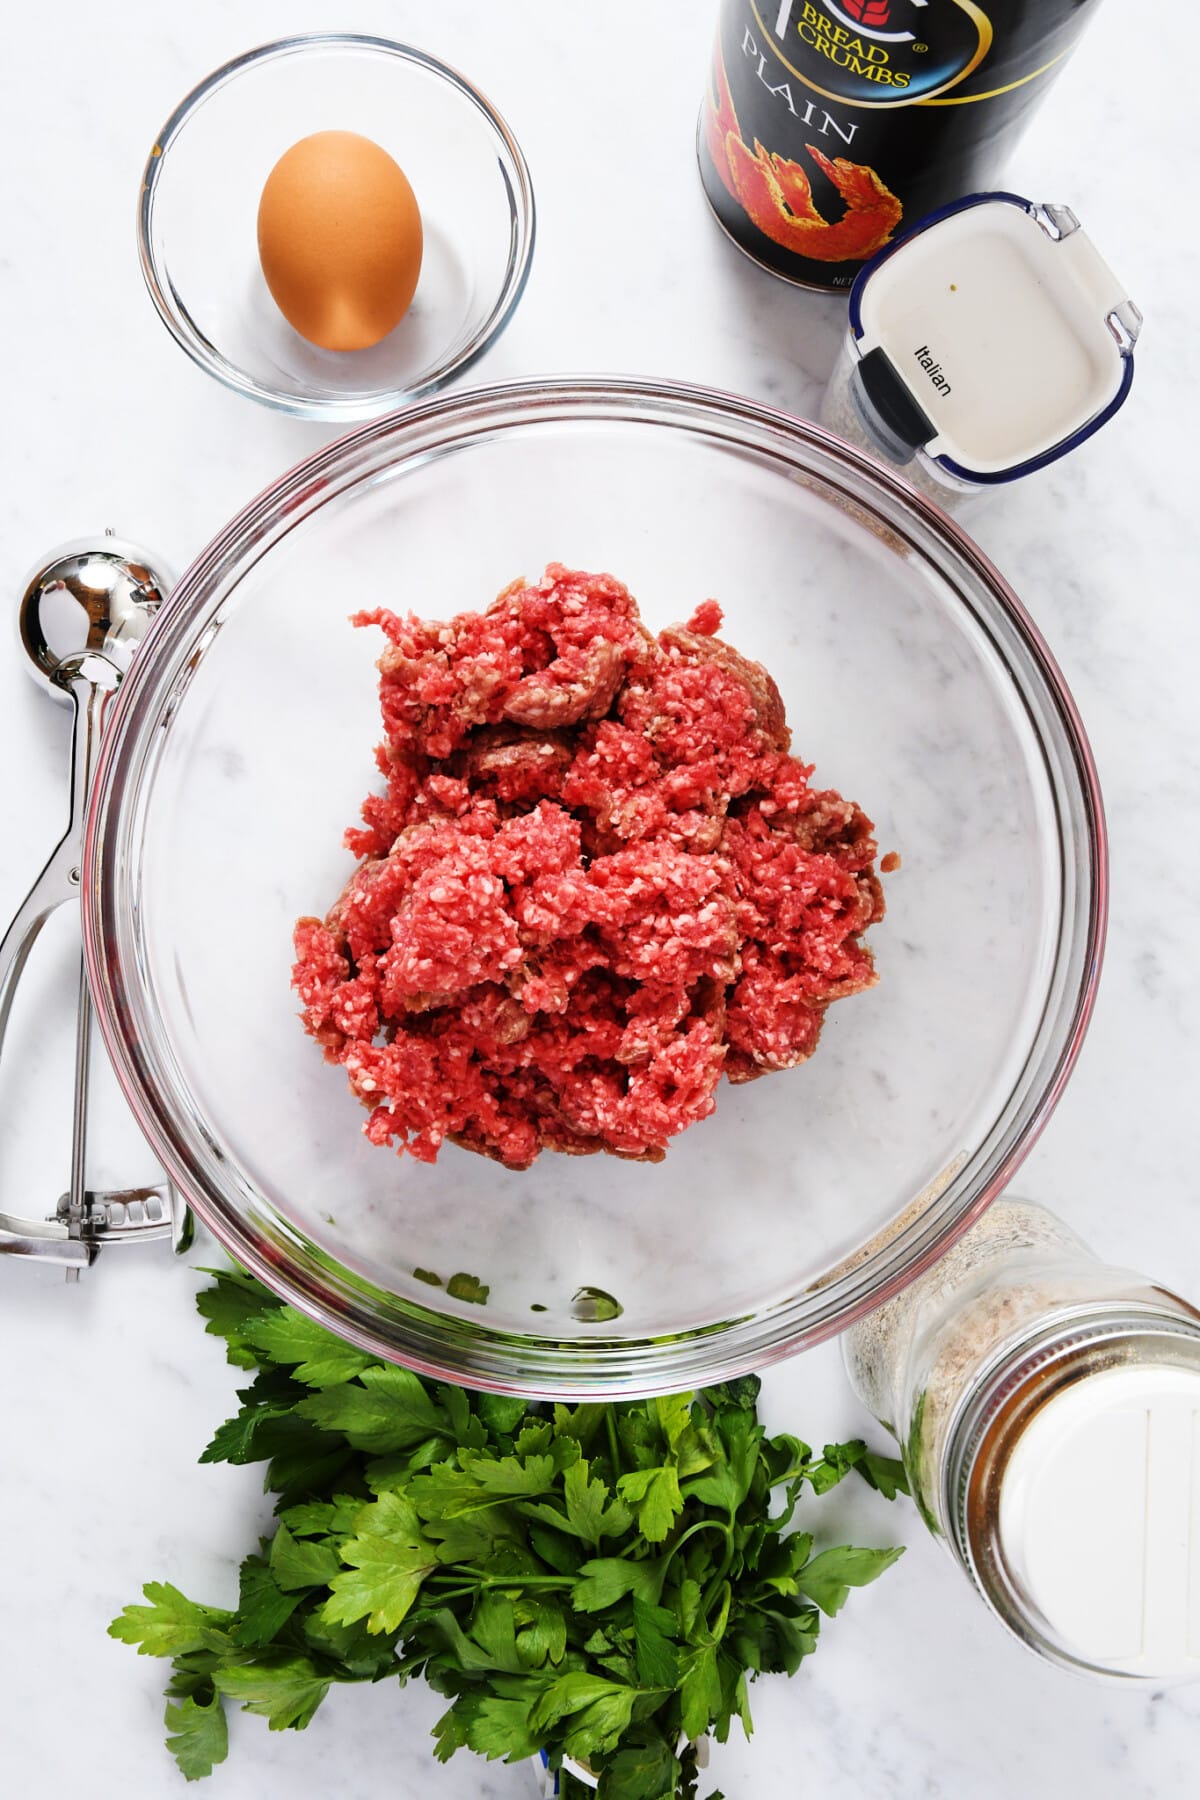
[{"left": 257, "top": 130, "right": 423, "bottom": 352}]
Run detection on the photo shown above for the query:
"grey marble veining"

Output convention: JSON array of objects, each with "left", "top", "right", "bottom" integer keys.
[{"left": 2, "top": 2, "right": 1199, "bottom": 1797}]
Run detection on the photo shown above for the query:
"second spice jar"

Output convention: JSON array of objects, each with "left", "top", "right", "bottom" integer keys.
[{"left": 844, "top": 1198, "right": 1200, "bottom": 1682}]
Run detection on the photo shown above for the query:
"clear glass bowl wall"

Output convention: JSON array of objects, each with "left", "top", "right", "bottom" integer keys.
[{"left": 84, "top": 380, "right": 1106, "bottom": 1396}]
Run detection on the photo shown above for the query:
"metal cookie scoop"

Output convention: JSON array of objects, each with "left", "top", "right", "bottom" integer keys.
[{"left": 0, "top": 534, "right": 184, "bottom": 1270}]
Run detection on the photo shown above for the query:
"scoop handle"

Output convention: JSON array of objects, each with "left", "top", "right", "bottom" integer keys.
[
  {"left": 0, "top": 673, "right": 181, "bottom": 1266},
  {"left": 0, "top": 670, "right": 99, "bottom": 1064}
]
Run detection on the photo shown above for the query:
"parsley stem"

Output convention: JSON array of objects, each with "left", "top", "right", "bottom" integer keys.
[
  {"left": 606, "top": 1410, "right": 622, "bottom": 1479},
  {"left": 448, "top": 1570, "right": 573, "bottom": 1588},
  {"left": 701, "top": 1565, "right": 734, "bottom": 1627},
  {"left": 660, "top": 1517, "right": 732, "bottom": 1582}
]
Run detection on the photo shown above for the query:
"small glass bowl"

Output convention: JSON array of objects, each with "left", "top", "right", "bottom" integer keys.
[{"left": 137, "top": 34, "right": 535, "bottom": 421}]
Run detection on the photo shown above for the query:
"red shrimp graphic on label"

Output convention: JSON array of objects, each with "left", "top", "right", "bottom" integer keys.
[{"left": 704, "top": 45, "right": 903, "bottom": 263}]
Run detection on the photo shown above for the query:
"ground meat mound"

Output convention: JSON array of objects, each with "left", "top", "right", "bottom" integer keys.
[{"left": 293, "top": 565, "right": 885, "bottom": 1168}]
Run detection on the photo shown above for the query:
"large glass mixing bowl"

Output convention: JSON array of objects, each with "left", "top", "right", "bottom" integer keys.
[{"left": 83, "top": 379, "right": 1106, "bottom": 1397}]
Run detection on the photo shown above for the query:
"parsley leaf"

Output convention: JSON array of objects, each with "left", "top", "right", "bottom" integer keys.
[
  {"left": 653, "top": 1394, "right": 693, "bottom": 1452},
  {"left": 164, "top": 1692, "right": 228, "bottom": 1780},
  {"left": 678, "top": 1642, "right": 723, "bottom": 1742},
  {"left": 269, "top": 1521, "right": 344, "bottom": 1592},
  {"left": 464, "top": 1592, "right": 527, "bottom": 1673},
  {"left": 562, "top": 1687, "right": 640, "bottom": 1761},
  {"left": 164, "top": 1654, "right": 226, "bottom": 1701},
  {"left": 198, "top": 1397, "right": 293, "bottom": 1467},
  {"left": 516, "top": 1598, "right": 568, "bottom": 1669},
  {"left": 302, "top": 1608, "right": 400, "bottom": 1678},
  {"left": 231, "top": 1556, "right": 301, "bottom": 1646},
  {"left": 242, "top": 1307, "right": 375, "bottom": 1387},
  {"left": 616, "top": 1466, "right": 684, "bottom": 1543},
  {"left": 410, "top": 1465, "right": 530, "bottom": 1524},
  {"left": 852, "top": 1447, "right": 910, "bottom": 1501},
  {"left": 194, "top": 1269, "right": 273, "bottom": 1370},
  {"left": 278, "top": 1496, "right": 361, "bottom": 1536},
  {"left": 297, "top": 1365, "right": 448, "bottom": 1452},
  {"left": 552, "top": 1402, "right": 608, "bottom": 1450},
  {"left": 570, "top": 1459, "right": 635, "bottom": 1545},
  {"left": 262, "top": 1422, "right": 355, "bottom": 1504},
  {"left": 199, "top": 1377, "right": 353, "bottom": 1500},
  {"left": 528, "top": 1522, "right": 584, "bottom": 1575},
  {"left": 596, "top": 1726, "right": 680, "bottom": 1800},
  {"left": 522, "top": 1457, "right": 632, "bottom": 1546},
  {"left": 461, "top": 1451, "right": 558, "bottom": 1497},
  {"left": 477, "top": 1392, "right": 530, "bottom": 1437},
  {"left": 632, "top": 1597, "right": 680, "bottom": 1690},
  {"left": 423, "top": 1606, "right": 520, "bottom": 1674},
  {"left": 795, "top": 1544, "right": 905, "bottom": 1616},
  {"left": 432, "top": 1693, "right": 542, "bottom": 1763},
  {"left": 683, "top": 1406, "right": 760, "bottom": 1516},
  {"left": 323, "top": 1492, "right": 437, "bottom": 1632},
  {"left": 529, "top": 1671, "right": 636, "bottom": 1734},
  {"left": 213, "top": 1652, "right": 331, "bottom": 1730},
  {"left": 572, "top": 1557, "right": 667, "bottom": 1611},
  {"left": 108, "top": 1584, "right": 233, "bottom": 1658}
]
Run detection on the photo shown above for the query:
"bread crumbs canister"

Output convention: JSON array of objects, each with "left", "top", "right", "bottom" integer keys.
[
  {"left": 699, "top": 0, "right": 1107, "bottom": 291},
  {"left": 844, "top": 1199, "right": 1200, "bottom": 1682},
  {"left": 819, "top": 191, "right": 1141, "bottom": 508}
]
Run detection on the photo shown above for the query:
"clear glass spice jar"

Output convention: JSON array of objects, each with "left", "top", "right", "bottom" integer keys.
[{"left": 843, "top": 1198, "right": 1200, "bottom": 1681}]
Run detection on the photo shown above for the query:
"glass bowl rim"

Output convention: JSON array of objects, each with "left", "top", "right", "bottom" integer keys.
[
  {"left": 82, "top": 374, "right": 1109, "bottom": 1396},
  {"left": 136, "top": 31, "right": 537, "bottom": 422}
]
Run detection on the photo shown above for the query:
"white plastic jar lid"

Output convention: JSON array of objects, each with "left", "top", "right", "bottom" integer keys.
[
  {"left": 998, "top": 1363, "right": 1200, "bottom": 1679},
  {"left": 848, "top": 194, "right": 1141, "bottom": 484}
]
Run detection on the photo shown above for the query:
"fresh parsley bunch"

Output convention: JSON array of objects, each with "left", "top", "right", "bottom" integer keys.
[{"left": 111, "top": 1267, "right": 905, "bottom": 1794}]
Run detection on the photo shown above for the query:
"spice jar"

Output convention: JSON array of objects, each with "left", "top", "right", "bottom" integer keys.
[
  {"left": 844, "top": 1198, "right": 1200, "bottom": 1681},
  {"left": 819, "top": 192, "right": 1141, "bottom": 510}
]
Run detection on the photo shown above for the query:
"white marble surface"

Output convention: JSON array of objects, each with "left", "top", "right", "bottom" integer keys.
[{"left": 2, "top": 2, "right": 1199, "bottom": 1796}]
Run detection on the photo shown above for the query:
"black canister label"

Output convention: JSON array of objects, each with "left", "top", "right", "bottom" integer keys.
[
  {"left": 787, "top": 1, "right": 990, "bottom": 102},
  {"left": 700, "top": 0, "right": 1101, "bottom": 290}
]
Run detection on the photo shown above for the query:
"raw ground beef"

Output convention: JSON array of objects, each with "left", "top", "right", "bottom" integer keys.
[{"left": 293, "top": 565, "right": 886, "bottom": 1168}]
